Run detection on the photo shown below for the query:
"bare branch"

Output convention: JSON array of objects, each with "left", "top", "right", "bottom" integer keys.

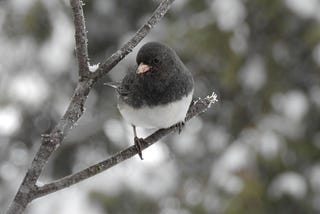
[
  {"left": 6, "top": 79, "right": 95, "bottom": 214},
  {"left": 6, "top": 0, "right": 176, "bottom": 213},
  {"left": 92, "top": 0, "right": 175, "bottom": 78},
  {"left": 70, "top": 0, "right": 89, "bottom": 76},
  {"left": 33, "top": 93, "right": 218, "bottom": 199}
]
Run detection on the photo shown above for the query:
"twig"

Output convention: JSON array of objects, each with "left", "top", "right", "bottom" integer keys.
[
  {"left": 70, "top": 0, "right": 90, "bottom": 76},
  {"left": 5, "top": 0, "right": 175, "bottom": 213},
  {"left": 33, "top": 93, "right": 218, "bottom": 199},
  {"left": 92, "top": 0, "right": 175, "bottom": 78}
]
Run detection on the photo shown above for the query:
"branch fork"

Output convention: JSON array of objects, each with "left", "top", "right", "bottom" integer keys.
[{"left": 5, "top": 0, "right": 219, "bottom": 213}]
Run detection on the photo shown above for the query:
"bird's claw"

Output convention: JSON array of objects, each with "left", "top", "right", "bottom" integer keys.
[
  {"left": 134, "top": 137, "right": 144, "bottom": 160},
  {"left": 174, "top": 121, "right": 185, "bottom": 134}
]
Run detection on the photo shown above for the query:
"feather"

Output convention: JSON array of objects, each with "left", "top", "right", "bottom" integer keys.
[
  {"left": 104, "top": 81, "right": 130, "bottom": 97},
  {"left": 104, "top": 82, "right": 121, "bottom": 89}
]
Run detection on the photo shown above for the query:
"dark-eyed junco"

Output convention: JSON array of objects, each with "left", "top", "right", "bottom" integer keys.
[{"left": 106, "top": 42, "right": 194, "bottom": 159}]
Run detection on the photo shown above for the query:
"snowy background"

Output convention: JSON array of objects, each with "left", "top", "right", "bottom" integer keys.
[{"left": 1, "top": 0, "right": 320, "bottom": 213}]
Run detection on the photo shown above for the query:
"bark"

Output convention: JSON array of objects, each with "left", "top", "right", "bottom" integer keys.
[{"left": 5, "top": 0, "right": 219, "bottom": 213}]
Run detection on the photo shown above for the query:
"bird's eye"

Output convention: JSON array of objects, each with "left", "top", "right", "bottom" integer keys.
[{"left": 153, "top": 58, "right": 160, "bottom": 64}]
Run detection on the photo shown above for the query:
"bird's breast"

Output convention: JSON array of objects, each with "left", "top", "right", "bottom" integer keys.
[{"left": 118, "top": 90, "right": 193, "bottom": 129}]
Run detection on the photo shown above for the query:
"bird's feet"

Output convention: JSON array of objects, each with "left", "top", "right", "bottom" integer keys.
[
  {"left": 173, "top": 121, "right": 185, "bottom": 134},
  {"left": 134, "top": 137, "right": 144, "bottom": 160}
]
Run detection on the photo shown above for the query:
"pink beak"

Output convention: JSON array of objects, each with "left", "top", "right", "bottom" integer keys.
[{"left": 136, "top": 63, "right": 151, "bottom": 74}]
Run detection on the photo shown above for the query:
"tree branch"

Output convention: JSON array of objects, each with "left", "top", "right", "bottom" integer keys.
[
  {"left": 6, "top": 0, "right": 175, "bottom": 213},
  {"left": 92, "top": 0, "right": 175, "bottom": 78},
  {"left": 70, "top": 0, "right": 90, "bottom": 76},
  {"left": 33, "top": 93, "right": 218, "bottom": 199},
  {"left": 6, "top": 78, "right": 95, "bottom": 214}
]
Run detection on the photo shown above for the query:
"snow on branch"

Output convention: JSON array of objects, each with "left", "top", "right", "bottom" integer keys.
[{"left": 6, "top": 0, "right": 176, "bottom": 213}]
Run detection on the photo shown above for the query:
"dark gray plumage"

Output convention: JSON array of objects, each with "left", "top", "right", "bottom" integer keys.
[{"left": 117, "top": 42, "right": 193, "bottom": 108}]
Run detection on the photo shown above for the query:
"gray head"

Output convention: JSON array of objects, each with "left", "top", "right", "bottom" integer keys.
[
  {"left": 119, "top": 42, "right": 193, "bottom": 108},
  {"left": 135, "top": 42, "right": 183, "bottom": 75}
]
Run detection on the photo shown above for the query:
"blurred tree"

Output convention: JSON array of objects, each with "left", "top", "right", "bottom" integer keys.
[{"left": 1, "top": 0, "right": 320, "bottom": 213}]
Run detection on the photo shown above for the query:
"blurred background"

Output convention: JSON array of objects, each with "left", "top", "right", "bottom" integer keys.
[{"left": 1, "top": 0, "right": 320, "bottom": 213}]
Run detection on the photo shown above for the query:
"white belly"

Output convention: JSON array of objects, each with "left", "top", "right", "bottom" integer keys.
[{"left": 118, "top": 91, "right": 193, "bottom": 129}]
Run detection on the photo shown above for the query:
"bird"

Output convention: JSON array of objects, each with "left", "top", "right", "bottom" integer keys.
[{"left": 106, "top": 42, "right": 194, "bottom": 160}]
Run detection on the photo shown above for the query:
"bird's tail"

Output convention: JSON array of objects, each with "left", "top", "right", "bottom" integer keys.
[
  {"left": 104, "top": 82, "right": 121, "bottom": 89},
  {"left": 104, "top": 81, "right": 129, "bottom": 96}
]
